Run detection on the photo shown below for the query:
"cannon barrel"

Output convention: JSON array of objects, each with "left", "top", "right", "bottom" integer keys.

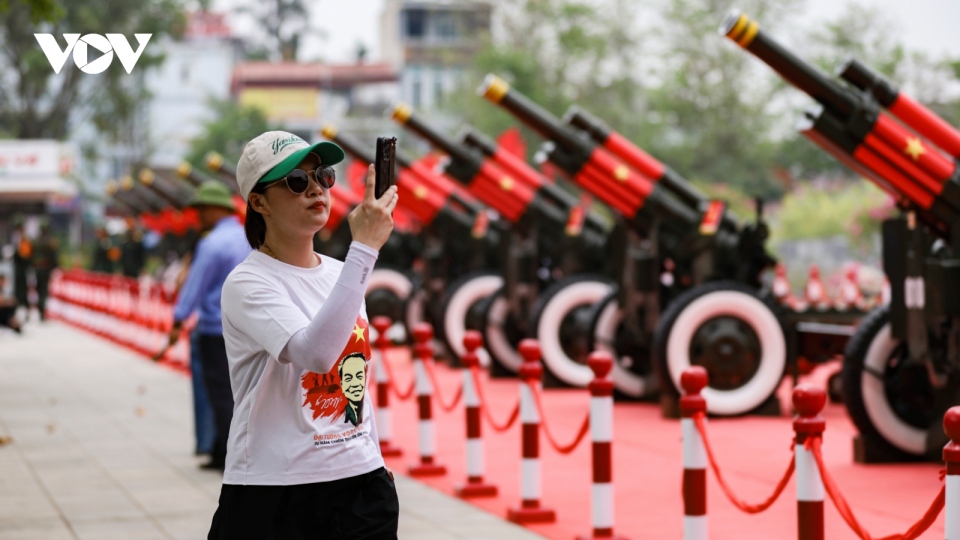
[
  {"left": 390, "top": 103, "right": 559, "bottom": 225},
  {"left": 721, "top": 11, "right": 857, "bottom": 118},
  {"left": 563, "top": 106, "right": 708, "bottom": 210},
  {"left": 724, "top": 12, "right": 960, "bottom": 228},
  {"left": 204, "top": 151, "right": 241, "bottom": 192},
  {"left": 119, "top": 175, "right": 167, "bottom": 213},
  {"left": 797, "top": 109, "right": 952, "bottom": 237},
  {"left": 320, "top": 124, "right": 477, "bottom": 231},
  {"left": 562, "top": 106, "right": 741, "bottom": 233},
  {"left": 838, "top": 58, "right": 960, "bottom": 158},
  {"left": 138, "top": 168, "right": 189, "bottom": 208},
  {"left": 176, "top": 161, "right": 219, "bottom": 189},
  {"left": 457, "top": 126, "right": 611, "bottom": 236},
  {"left": 104, "top": 181, "right": 147, "bottom": 215},
  {"left": 321, "top": 122, "right": 474, "bottom": 209},
  {"left": 479, "top": 74, "right": 703, "bottom": 229}
]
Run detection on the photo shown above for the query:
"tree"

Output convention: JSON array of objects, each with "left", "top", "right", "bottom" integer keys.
[
  {"left": 235, "top": 0, "right": 318, "bottom": 62},
  {"left": 445, "top": 0, "right": 643, "bottom": 160},
  {"left": 186, "top": 98, "right": 277, "bottom": 167},
  {"left": 635, "top": 0, "right": 802, "bottom": 200},
  {"left": 0, "top": 0, "right": 185, "bottom": 140}
]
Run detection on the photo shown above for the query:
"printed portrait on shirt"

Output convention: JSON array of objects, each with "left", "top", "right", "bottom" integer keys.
[
  {"left": 338, "top": 352, "right": 366, "bottom": 427},
  {"left": 300, "top": 316, "right": 371, "bottom": 425}
]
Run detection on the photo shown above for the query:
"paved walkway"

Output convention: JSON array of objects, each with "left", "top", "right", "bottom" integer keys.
[{"left": 0, "top": 320, "right": 544, "bottom": 540}]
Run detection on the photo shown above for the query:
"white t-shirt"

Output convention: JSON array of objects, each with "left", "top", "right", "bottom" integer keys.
[{"left": 220, "top": 249, "right": 384, "bottom": 485}]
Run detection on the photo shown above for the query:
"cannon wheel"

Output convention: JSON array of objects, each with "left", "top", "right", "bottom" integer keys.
[
  {"left": 480, "top": 286, "right": 526, "bottom": 374},
  {"left": 841, "top": 306, "right": 934, "bottom": 456},
  {"left": 654, "top": 281, "right": 787, "bottom": 416},
  {"left": 402, "top": 286, "right": 427, "bottom": 341},
  {"left": 529, "top": 276, "right": 614, "bottom": 388},
  {"left": 587, "top": 289, "right": 659, "bottom": 399},
  {"left": 365, "top": 268, "right": 414, "bottom": 342},
  {"left": 439, "top": 272, "right": 502, "bottom": 367}
]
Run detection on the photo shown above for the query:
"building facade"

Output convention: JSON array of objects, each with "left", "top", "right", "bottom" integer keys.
[{"left": 380, "top": 0, "right": 492, "bottom": 110}]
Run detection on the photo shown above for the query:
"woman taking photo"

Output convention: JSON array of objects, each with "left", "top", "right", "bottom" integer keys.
[{"left": 210, "top": 131, "right": 400, "bottom": 539}]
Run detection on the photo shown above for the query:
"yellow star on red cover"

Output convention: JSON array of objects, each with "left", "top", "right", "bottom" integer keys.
[{"left": 904, "top": 137, "right": 926, "bottom": 161}]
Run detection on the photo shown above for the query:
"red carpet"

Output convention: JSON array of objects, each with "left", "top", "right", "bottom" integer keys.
[{"left": 381, "top": 349, "right": 946, "bottom": 539}]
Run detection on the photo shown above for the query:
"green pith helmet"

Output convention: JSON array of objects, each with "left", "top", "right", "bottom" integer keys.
[{"left": 189, "top": 181, "right": 235, "bottom": 211}]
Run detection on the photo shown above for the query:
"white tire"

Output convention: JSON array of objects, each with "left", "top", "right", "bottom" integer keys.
[
  {"left": 534, "top": 278, "right": 612, "bottom": 387},
  {"left": 442, "top": 273, "right": 502, "bottom": 368},
  {"left": 663, "top": 286, "right": 786, "bottom": 416}
]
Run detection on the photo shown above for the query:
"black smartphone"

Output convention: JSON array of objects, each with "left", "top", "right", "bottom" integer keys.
[{"left": 374, "top": 136, "right": 397, "bottom": 200}]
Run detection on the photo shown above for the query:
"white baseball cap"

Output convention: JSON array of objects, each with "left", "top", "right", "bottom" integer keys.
[{"left": 236, "top": 130, "right": 345, "bottom": 201}]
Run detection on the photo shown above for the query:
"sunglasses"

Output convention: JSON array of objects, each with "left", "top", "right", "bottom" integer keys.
[{"left": 263, "top": 166, "right": 336, "bottom": 194}]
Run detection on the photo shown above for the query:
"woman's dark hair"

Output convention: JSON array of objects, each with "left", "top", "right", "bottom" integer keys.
[{"left": 244, "top": 183, "right": 269, "bottom": 249}]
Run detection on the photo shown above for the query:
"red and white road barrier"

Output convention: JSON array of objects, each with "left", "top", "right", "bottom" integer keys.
[
  {"left": 47, "top": 269, "right": 191, "bottom": 373},
  {"left": 945, "top": 408, "right": 960, "bottom": 539},
  {"left": 577, "top": 351, "right": 628, "bottom": 540},
  {"left": 793, "top": 386, "right": 826, "bottom": 540},
  {"left": 408, "top": 323, "right": 447, "bottom": 477},
  {"left": 455, "top": 331, "right": 498, "bottom": 498},
  {"left": 680, "top": 367, "right": 708, "bottom": 540},
  {"left": 372, "top": 316, "right": 402, "bottom": 457},
  {"left": 508, "top": 339, "right": 556, "bottom": 524}
]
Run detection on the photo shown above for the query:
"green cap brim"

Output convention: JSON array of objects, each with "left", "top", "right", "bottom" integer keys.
[{"left": 258, "top": 141, "right": 345, "bottom": 185}]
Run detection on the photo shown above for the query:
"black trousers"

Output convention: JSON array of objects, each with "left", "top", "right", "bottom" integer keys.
[
  {"left": 36, "top": 271, "right": 50, "bottom": 318},
  {"left": 208, "top": 467, "right": 399, "bottom": 540},
  {"left": 198, "top": 334, "right": 234, "bottom": 463}
]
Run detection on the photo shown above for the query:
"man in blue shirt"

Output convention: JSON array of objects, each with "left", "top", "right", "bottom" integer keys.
[{"left": 168, "top": 181, "right": 250, "bottom": 470}]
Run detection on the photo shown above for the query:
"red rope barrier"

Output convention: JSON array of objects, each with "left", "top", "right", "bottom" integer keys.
[
  {"left": 809, "top": 436, "right": 945, "bottom": 540},
  {"left": 380, "top": 353, "right": 416, "bottom": 401},
  {"left": 422, "top": 359, "right": 464, "bottom": 413},
  {"left": 469, "top": 367, "right": 520, "bottom": 432},
  {"left": 693, "top": 413, "right": 795, "bottom": 513},
  {"left": 530, "top": 385, "right": 590, "bottom": 455}
]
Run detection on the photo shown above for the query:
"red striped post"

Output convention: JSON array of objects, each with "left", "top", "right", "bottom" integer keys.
[
  {"left": 577, "top": 351, "right": 628, "bottom": 540},
  {"left": 680, "top": 366, "right": 708, "bottom": 540},
  {"left": 456, "top": 331, "right": 498, "bottom": 498},
  {"left": 792, "top": 385, "right": 826, "bottom": 540},
  {"left": 408, "top": 323, "right": 447, "bottom": 476},
  {"left": 944, "top": 407, "right": 960, "bottom": 539},
  {"left": 508, "top": 339, "right": 556, "bottom": 524},
  {"left": 372, "top": 316, "right": 402, "bottom": 457}
]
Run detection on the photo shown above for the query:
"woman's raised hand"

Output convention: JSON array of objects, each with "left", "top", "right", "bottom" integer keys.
[{"left": 347, "top": 164, "right": 399, "bottom": 251}]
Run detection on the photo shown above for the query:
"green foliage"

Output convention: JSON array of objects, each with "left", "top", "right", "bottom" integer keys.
[
  {"left": 445, "top": 0, "right": 641, "bottom": 161},
  {"left": 0, "top": 0, "right": 185, "bottom": 140},
  {"left": 235, "top": 0, "right": 315, "bottom": 61},
  {"left": 186, "top": 99, "right": 277, "bottom": 167},
  {"left": 444, "top": 0, "right": 960, "bottom": 213},
  {"left": 770, "top": 180, "right": 892, "bottom": 247},
  {"left": 689, "top": 179, "right": 759, "bottom": 224},
  {"left": 0, "top": 0, "right": 62, "bottom": 23}
]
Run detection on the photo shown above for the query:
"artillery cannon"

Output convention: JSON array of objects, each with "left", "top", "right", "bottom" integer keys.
[
  {"left": 724, "top": 11, "right": 960, "bottom": 459},
  {"left": 480, "top": 75, "right": 862, "bottom": 415},
  {"left": 390, "top": 104, "right": 617, "bottom": 386}
]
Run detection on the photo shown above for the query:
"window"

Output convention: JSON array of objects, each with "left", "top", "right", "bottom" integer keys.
[
  {"left": 434, "top": 12, "right": 456, "bottom": 40},
  {"left": 405, "top": 9, "right": 426, "bottom": 39}
]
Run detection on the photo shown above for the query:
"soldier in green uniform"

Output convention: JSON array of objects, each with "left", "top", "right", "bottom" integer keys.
[
  {"left": 31, "top": 223, "right": 59, "bottom": 321},
  {"left": 91, "top": 226, "right": 116, "bottom": 274},
  {"left": 11, "top": 220, "right": 33, "bottom": 321},
  {"left": 120, "top": 226, "right": 146, "bottom": 278}
]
